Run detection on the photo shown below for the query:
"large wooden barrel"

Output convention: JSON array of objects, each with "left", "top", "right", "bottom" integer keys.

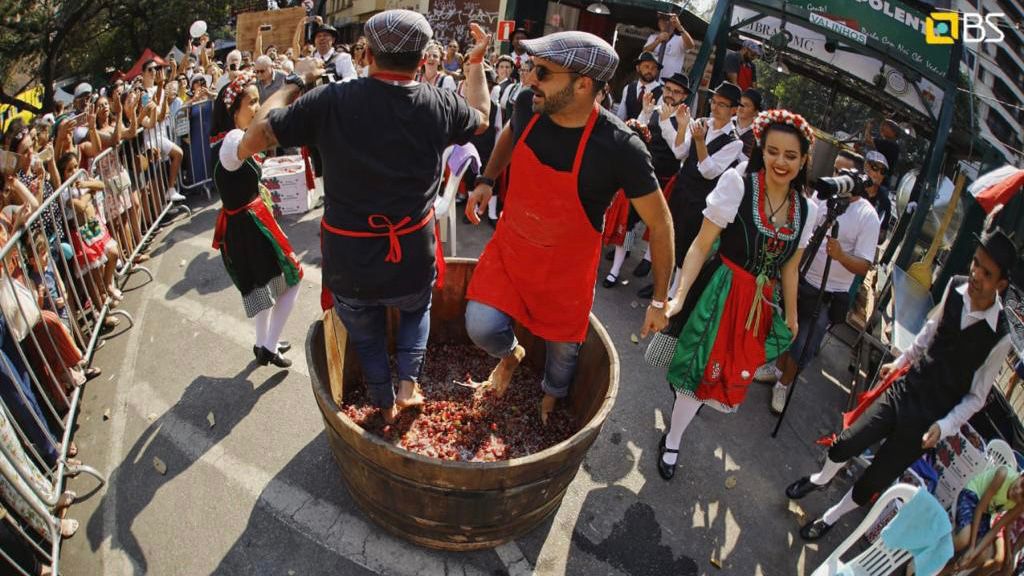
[{"left": 307, "top": 258, "right": 619, "bottom": 551}]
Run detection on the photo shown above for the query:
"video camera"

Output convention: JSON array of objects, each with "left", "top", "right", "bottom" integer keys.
[
  {"left": 814, "top": 169, "right": 871, "bottom": 201},
  {"left": 812, "top": 168, "right": 872, "bottom": 218}
]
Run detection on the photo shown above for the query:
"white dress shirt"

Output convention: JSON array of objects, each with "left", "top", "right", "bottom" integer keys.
[
  {"left": 802, "top": 196, "right": 881, "bottom": 293},
  {"left": 315, "top": 48, "right": 357, "bottom": 82},
  {"left": 615, "top": 79, "right": 662, "bottom": 121},
  {"left": 893, "top": 279, "right": 1012, "bottom": 439},
  {"left": 672, "top": 117, "right": 744, "bottom": 180}
]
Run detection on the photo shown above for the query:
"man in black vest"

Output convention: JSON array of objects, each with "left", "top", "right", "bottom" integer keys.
[
  {"left": 615, "top": 52, "right": 663, "bottom": 121},
  {"left": 639, "top": 81, "right": 743, "bottom": 299},
  {"left": 627, "top": 72, "right": 691, "bottom": 279},
  {"left": 787, "top": 227, "right": 1016, "bottom": 541}
]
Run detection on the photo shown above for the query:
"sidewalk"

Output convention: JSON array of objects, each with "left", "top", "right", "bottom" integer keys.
[{"left": 59, "top": 193, "right": 869, "bottom": 575}]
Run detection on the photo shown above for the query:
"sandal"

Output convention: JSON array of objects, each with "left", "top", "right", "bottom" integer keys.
[
  {"left": 84, "top": 366, "right": 102, "bottom": 381},
  {"left": 102, "top": 316, "right": 120, "bottom": 330},
  {"left": 134, "top": 254, "right": 150, "bottom": 264},
  {"left": 55, "top": 490, "right": 76, "bottom": 512}
]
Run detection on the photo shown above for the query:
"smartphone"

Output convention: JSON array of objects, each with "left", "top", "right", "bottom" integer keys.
[
  {"left": 0, "top": 150, "right": 18, "bottom": 175},
  {"left": 259, "top": 23, "right": 273, "bottom": 32},
  {"left": 141, "top": 92, "right": 151, "bottom": 107}
]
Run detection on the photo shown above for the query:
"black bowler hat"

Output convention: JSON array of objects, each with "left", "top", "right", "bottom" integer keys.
[
  {"left": 705, "top": 81, "right": 742, "bottom": 106},
  {"left": 976, "top": 206, "right": 1019, "bottom": 279},
  {"left": 634, "top": 51, "right": 663, "bottom": 69},
  {"left": 316, "top": 24, "right": 340, "bottom": 40},
  {"left": 742, "top": 88, "right": 763, "bottom": 111},
  {"left": 661, "top": 72, "right": 691, "bottom": 94}
]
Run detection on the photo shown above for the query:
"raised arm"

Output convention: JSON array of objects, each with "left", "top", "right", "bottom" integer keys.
[
  {"left": 462, "top": 23, "right": 492, "bottom": 136},
  {"left": 465, "top": 123, "right": 513, "bottom": 224}
]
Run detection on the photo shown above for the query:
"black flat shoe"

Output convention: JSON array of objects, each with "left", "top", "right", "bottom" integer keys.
[
  {"left": 256, "top": 346, "right": 292, "bottom": 368},
  {"left": 602, "top": 274, "right": 618, "bottom": 288},
  {"left": 633, "top": 259, "right": 652, "bottom": 277},
  {"left": 637, "top": 284, "right": 654, "bottom": 299},
  {"left": 253, "top": 341, "right": 292, "bottom": 358},
  {"left": 657, "top": 434, "right": 678, "bottom": 481},
  {"left": 799, "top": 518, "right": 833, "bottom": 541},
  {"left": 786, "top": 476, "right": 828, "bottom": 500}
]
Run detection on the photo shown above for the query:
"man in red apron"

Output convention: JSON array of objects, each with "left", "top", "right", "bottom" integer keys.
[
  {"left": 463, "top": 32, "right": 675, "bottom": 423},
  {"left": 238, "top": 10, "right": 492, "bottom": 423}
]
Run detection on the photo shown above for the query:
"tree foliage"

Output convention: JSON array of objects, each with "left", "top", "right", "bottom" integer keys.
[{"left": 1, "top": 0, "right": 238, "bottom": 114}]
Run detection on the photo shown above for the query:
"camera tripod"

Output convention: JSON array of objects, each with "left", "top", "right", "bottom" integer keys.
[{"left": 771, "top": 195, "right": 851, "bottom": 438}]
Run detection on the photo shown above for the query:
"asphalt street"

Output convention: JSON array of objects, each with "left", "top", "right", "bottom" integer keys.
[{"left": 60, "top": 188, "right": 874, "bottom": 575}]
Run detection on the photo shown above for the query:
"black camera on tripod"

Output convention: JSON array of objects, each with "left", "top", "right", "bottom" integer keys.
[{"left": 812, "top": 168, "right": 872, "bottom": 217}]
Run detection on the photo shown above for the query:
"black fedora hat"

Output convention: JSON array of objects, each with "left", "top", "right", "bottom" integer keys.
[
  {"left": 316, "top": 24, "right": 340, "bottom": 40},
  {"left": 975, "top": 206, "right": 1019, "bottom": 280},
  {"left": 661, "top": 72, "right": 691, "bottom": 94},
  {"left": 704, "top": 81, "right": 742, "bottom": 106},
  {"left": 634, "top": 51, "right": 663, "bottom": 69}
]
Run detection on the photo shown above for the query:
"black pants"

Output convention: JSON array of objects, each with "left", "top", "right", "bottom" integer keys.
[
  {"left": 668, "top": 195, "right": 705, "bottom": 268},
  {"left": 827, "top": 388, "right": 929, "bottom": 506}
]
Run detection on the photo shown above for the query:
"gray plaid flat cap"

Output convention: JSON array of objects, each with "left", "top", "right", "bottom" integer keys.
[
  {"left": 364, "top": 10, "right": 433, "bottom": 54},
  {"left": 520, "top": 32, "right": 619, "bottom": 82}
]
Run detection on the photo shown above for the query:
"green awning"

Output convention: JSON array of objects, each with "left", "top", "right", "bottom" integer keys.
[{"left": 602, "top": 0, "right": 688, "bottom": 11}]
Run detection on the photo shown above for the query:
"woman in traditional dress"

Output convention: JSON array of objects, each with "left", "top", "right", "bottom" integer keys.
[
  {"left": 210, "top": 72, "right": 303, "bottom": 368},
  {"left": 656, "top": 109, "right": 817, "bottom": 480}
]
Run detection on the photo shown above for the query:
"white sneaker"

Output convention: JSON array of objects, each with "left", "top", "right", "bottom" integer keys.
[
  {"left": 771, "top": 383, "right": 788, "bottom": 414},
  {"left": 753, "top": 363, "right": 782, "bottom": 383},
  {"left": 167, "top": 187, "right": 186, "bottom": 202}
]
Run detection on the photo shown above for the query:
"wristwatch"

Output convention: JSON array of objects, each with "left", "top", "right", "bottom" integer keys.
[
  {"left": 284, "top": 74, "right": 306, "bottom": 91},
  {"left": 475, "top": 176, "right": 496, "bottom": 188},
  {"left": 649, "top": 299, "right": 668, "bottom": 310}
]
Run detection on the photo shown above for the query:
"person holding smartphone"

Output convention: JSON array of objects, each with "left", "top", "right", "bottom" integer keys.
[{"left": 643, "top": 12, "right": 695, "bottom": 78}]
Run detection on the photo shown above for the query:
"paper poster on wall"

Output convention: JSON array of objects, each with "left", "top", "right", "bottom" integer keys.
[{"left": 426, "top": 0, "right": 501, "bottom": 47}]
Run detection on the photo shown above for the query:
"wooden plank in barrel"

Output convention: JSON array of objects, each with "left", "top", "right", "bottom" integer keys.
[{"left": 323, "top": 308, "right": 347, "bottom": 406}]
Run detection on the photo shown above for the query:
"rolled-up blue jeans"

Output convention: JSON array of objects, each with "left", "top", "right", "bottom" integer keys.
[
  {"left": 465, "top": 300, "right": 581, "bottom": 399},
  {"left": 333, "top": 283, "right": 432, "bottom": 409}
]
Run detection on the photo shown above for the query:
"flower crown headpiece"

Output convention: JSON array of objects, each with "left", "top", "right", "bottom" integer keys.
[
  {"left": 752, "top": 109, "right": 815, "bottom": 149},
  {"left": 223, "top": 71, "right": 256, "bottom": 109}
]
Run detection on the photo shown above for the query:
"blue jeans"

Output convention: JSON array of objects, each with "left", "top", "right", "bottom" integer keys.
[
  {"left": 465, "top": 301, "right": 581, "bottom": 399},
  {"left": 333, "top": 283, "right": 432, "bottom": 409},
  {"left": 790, "top": 280, "right": 834, "bottom": 369}
]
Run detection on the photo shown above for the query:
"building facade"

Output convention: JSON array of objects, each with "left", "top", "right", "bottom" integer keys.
[{"left": 958, "top": 0, "right": 1024, "bottom": 164}]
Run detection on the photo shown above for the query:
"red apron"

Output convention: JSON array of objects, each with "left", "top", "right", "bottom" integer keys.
[
  {"left": 318, "top": 209, "right": 446, "bottom": 310},
  {"left": 467, "top": 106, "right": 602, "bottom": 343}
]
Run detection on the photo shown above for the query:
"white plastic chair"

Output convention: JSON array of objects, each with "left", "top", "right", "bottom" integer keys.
[
  {"left": 811, "top": 483, "right": 918, "bottom": 576},
  {"left": 432, "top": 145, "right": 477, "bottom": 258},
  {"left": 985, "top": 439, "right": 1017, "bottom": 471}
]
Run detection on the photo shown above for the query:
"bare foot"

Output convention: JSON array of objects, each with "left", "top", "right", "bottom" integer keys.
[
  {"left": 381, "top": 405, "right": 398, "bottom": 424},
  {"left": 395, "top": 380, "right": 425, "bottom": 409},
  {"left": 486, "top": 345, "right": 525, "bottom": 398},
  {"left": 540, "top": 394, "right": 557, "bottom": 426},
  {"left": 60, "top": 518, "right": 79, "bottom": 538}
]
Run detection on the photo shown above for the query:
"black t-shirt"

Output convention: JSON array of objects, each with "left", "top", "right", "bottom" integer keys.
[
  {"left": 873, "top": 138, "right": 900, "bottom": 173},
  {"left": 269, "top": 78, "right": 480, "bottom": 298},
  {"left": 510, "top": 90, "right": 658, "bottom": 231}
]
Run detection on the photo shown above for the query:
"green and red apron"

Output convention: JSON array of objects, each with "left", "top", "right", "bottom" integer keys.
[{"left": 212, "top": 195, "right": 303, "bottom": 289}]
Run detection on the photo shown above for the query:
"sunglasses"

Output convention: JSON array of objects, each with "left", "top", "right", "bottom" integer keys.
[
  {"left": 533, "top": 65, "right": 576, "bottom": 82},
  {"left": 144, "top": 67, "right": 158, "bottom": 73},
  {"left": 228, "top": 63, "right": 239, "bottom": 71}
]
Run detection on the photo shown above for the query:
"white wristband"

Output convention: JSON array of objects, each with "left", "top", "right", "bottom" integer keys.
[{"left": 649, "top": 299, "right": 667, "bottom": 309}]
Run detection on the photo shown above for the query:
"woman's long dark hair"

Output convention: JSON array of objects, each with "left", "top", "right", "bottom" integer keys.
[
  {"left": 745, "top": 122, "right": 812, "bottom": 193},
  {"left": 210, "top": 81, "right": 251, "bottom": 137}
]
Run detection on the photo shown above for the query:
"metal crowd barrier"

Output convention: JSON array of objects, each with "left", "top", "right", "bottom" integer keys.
[
  {"left": 0, "top": 117, "right": 193, "bottom": 574},
  {"left": 172, "top": 99, "right": 214, "bottom": 199}
]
